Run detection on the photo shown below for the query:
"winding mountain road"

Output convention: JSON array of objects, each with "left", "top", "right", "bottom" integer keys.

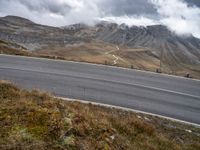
[{"left": 0, "top": 54, "right": 200, "bottom": 124}]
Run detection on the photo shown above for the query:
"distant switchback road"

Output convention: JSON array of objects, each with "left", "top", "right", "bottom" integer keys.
[{"left": 0, "top": 54, "right": 200, "bottom": 124}]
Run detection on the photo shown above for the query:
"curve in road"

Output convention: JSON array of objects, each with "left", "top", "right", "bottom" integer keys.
[{"left": 0, "top": 54, "right": 200, "bottom": 124}]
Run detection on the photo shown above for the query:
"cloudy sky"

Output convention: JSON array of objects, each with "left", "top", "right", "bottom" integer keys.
[{"left": 0, "top": 0, "right": 200, "bottom": 38}]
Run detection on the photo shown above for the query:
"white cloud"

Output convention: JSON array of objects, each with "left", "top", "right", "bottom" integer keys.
[
  {"left": 100, "top": 0, "right": 200, "bottom": 38},
  {"left": 100, "top": 16, "right": 158, "bottom": 26},
  {"left": 0, "top": 0, "right": 101, "bottom": 26},
  {"left": 150, "top": 0, "right": 200, "bottom": 38}
]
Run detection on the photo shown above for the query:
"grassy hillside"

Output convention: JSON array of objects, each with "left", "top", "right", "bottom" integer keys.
[
  {"left": 0, "top": 40, "right": 30, "bottom": 56},
  {"left": 0, "top": 81, "right": 200, "bottom": 150},
  {"left": 35, "top": 41, "right": 160, "bottom": 71}
]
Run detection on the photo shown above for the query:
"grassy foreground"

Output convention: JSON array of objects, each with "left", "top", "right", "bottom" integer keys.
[{"left": 0, "top": 81, "right": 200, "bottom": 150}]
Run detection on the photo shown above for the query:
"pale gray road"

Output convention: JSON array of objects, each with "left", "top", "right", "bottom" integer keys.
[{"left": 0, "top": 54, "right": 200, "bottom": 124}]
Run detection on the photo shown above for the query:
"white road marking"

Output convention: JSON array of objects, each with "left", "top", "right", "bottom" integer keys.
[{"left": 57, "top": 97, "right": 200, "bottom": 127}]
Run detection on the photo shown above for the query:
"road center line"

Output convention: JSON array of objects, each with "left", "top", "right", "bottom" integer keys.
[{"left": 0, "top": 66, "right": 199, "bottom": 100}]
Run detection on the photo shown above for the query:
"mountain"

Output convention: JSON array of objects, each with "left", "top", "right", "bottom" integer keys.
[
  {"left": 0, "top": 16, "right": 200, "bottom": 78},
  {"left": 95, "top": 22, "right": 200, "bottom": 65},
  {"left": 0, "top": 16, "right": 90, "bottom": 51}
]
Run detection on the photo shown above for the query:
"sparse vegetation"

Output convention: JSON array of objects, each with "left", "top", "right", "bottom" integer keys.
[
  {"left": 0, "top": 40, "right": 30, "bottom": 56},
  {"left": 0, "top": 80, "right": 200, "bottom": 150}
]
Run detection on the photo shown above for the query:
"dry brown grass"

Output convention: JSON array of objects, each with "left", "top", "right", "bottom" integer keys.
[
  {"left": 35, "top": 42, "right": 163, "bottom": 71},
  {"left": 35, "top": 42, "right": 121, "bottom": 65},
  {"left": 0, "top": 40, "right": 30, "bottom": 56},
  {"left": 0, "top": 81, "right": 200, "bottom": 150}
]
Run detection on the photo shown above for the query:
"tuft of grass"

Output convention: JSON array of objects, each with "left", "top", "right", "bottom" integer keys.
[
  {"left": 0, "top": 81, "right": 200, "bottom": 150},
  {"left": 0, "top": 80, "right": 20, "bottom": 100}
]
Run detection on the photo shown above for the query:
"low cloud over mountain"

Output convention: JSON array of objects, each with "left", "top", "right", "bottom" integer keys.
[{"left": 0, "top": 0, "right": 200, "bottom": 38}]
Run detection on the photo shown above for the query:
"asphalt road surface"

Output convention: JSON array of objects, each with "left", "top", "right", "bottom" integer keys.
[{"left": 0, "top": 54, "right": 200, "bottom": 124}]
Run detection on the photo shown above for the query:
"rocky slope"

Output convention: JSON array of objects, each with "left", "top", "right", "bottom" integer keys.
[
  {"left": 0, "top": 16, "right": 90, "bottom": 51},
  {"left": 95, "top": 22, "right": 200, "bottom": 65}
]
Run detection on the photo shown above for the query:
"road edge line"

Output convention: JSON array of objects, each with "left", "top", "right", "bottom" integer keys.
[{"left": 56, "top": 96, "right": 200, "bottom": 127}]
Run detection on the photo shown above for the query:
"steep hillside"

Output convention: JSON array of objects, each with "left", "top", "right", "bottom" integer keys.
[
  {"left": 0, "top": 16, "right": 90, "bottom": 51},
  {"left": 95, "top": 23, "right": 200, "bottom": 66}
]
